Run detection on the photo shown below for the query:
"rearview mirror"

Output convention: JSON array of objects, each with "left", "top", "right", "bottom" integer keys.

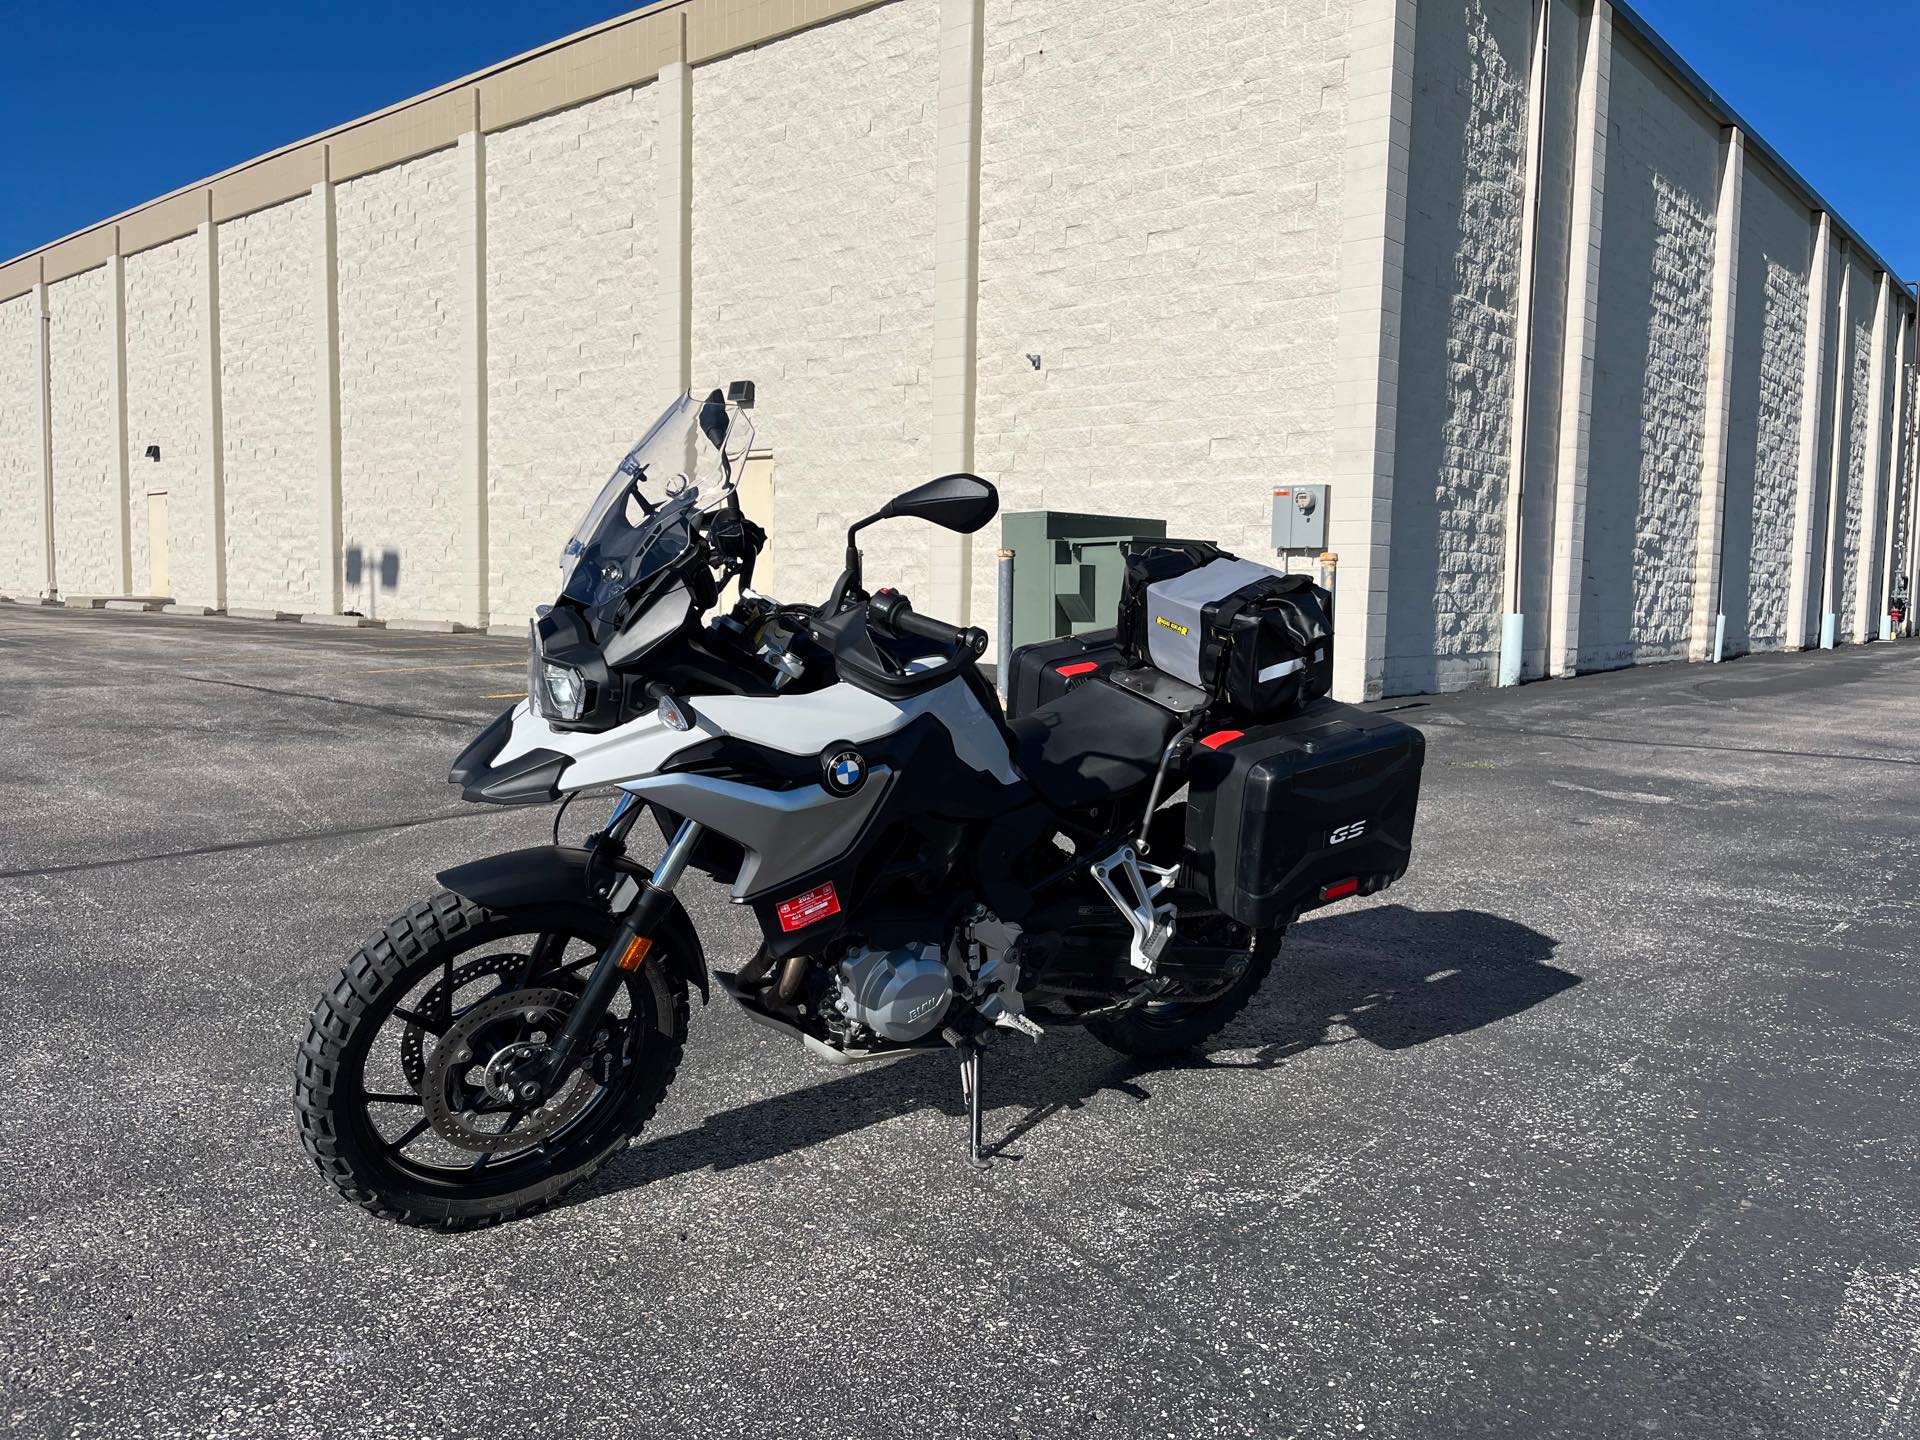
[
  {"left": 881, "top": 474, "right": 998, "bottom": 534},
  {"left": 698, "top": 389, "right": 730, "bottom": 451}
]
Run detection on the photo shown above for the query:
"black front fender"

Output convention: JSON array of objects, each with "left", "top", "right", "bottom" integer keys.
[{"left": 436, "top": 844, "right": 709, "bottom": 1004}]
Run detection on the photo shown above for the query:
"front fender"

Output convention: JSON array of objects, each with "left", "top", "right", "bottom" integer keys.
[{"left": 435, "top": 844, "right": 709, "bottom": 1004}]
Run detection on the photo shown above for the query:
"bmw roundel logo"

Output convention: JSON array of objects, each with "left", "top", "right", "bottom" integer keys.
[{"left": 822, "top": 748, "right": 866, "bottom": 796}]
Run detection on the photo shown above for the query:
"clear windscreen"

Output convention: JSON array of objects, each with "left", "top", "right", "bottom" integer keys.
[{"left": 556, "top": 390, "right": 754, "bottom": 624}]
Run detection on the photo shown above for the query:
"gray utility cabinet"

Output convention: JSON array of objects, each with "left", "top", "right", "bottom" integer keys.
[{"left": 1000, "top": 510, "right": 1168, "bottom": 651}]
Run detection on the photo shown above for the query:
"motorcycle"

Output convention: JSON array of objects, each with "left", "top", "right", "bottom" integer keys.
[{"left": 294, "top": 383, "right": 1422, "bottom": 1227}]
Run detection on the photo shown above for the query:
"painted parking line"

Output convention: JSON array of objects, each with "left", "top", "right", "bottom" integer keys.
[{"left": 483, "top": 692, "right": 528, "bottom": 700}]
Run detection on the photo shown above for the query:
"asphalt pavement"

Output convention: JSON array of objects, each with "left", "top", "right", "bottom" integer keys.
[{"left": 2, "top": 602, "right": 1918, "bottom": 1439}]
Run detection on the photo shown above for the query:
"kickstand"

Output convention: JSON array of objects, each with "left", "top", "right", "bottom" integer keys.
[{"left": 958, "top": 1044, "right": 987, "bottom": 1170}]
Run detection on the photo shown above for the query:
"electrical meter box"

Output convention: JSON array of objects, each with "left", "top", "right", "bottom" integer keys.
[
  {"left": 1271, "top": 485, "right": 1329, "bottom": 551},
  {"left": 1001, "top": 510, "right": 1168, "bottom": 651}
]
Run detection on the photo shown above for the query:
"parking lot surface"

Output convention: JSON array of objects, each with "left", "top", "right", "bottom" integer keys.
[{"left": 3, "top": 604, "right": 1919, "bottom": 1439}]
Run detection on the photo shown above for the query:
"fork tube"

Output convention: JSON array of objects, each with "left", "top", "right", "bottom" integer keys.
[{"left": 541, "top": 819, "right": 705, "bottom": 1087}]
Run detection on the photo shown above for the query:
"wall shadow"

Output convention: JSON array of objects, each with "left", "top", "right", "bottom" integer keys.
[{"left": 581, "top": 906, "right": 1575, "bottom": 1201}]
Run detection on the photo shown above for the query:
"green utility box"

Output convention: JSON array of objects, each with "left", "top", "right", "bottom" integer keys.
[{"left": 1000, "top": 510, "right": 1168, "bottom": 651}]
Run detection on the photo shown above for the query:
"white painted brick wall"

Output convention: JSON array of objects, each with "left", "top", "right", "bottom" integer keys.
[
  {"left": 1581, "top": 41, "right": 1717, "bottom": 669},
  {"left": 487, "top": 86, "right": 659, "bottom": 628},
  {"left": 1384, "top": 0, "right": 1528, "bottom": 695},
  {"left": 0, "top": 295, "right": 41, "bottom": 597},
  {"left": 335, "top": 146, "right": 467, "bottom": 623},
  {"left": 1719, "top": 160, "right": 1808, "bottom": 654},
  {"left": 46, "top": 267, "right": 117, "bottom": 596},
  {"left": 1835, "top": 256, "right": 1874, "bottom": 639},
  {"left": 124, "top": 236, "right": 209, "bottom": 602},
  {"left": 691, "top": 0, "right": 939, "bottom": 614},
  {"left": 971, "top": 0, "right": 1349, "bottom": 634},
  {"left": 219, "top": 197, "right": 322, "bottom": 612}
]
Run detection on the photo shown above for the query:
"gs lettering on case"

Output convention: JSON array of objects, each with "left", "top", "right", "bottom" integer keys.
[
  {"left": 821, "top": 747, "right": 866, "bottom": 796},
  {"left": 1329, "top": 820, "right": 1368, "bottom": 845}
]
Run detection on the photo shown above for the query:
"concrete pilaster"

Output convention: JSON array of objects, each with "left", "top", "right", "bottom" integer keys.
[
  {"left": 33, "top": 268, "right": 56, "bottom": 600},
  {"left": 655, "top": 37, "right": 693, "bottom": 405},
  {"left": 926, "top": 0, "right": 985, "bottom": 625},
  {"left": 1785, "top": 213, "right": 1832, "bottom": 650},
  {"left": 1819, "top": 250, "right": 1852, "bottom": 647},
  {"left": 313, "top": 161, "right": 344, "bottom": 616},
  {"left": 197, "top": 212, "right": 227, "bottom": 612},
  {"left": 107, "top": 233, "right": 132, "bottom": 595},
  {"left": 1327, "top": 0, "right": 1416, "bottom": 703},
  {"left": 1901, "top": 311, "right": 1919, "bottom": 632},
  {"left": 1496, "top": 0, "right": 1552, "bottom": 685},
  {"left": 455, "top": 114, "right": 490, "bottom": 631},
  {"left": 1546, "top": 0, "right": 1611, "bottom": 678},
  {"left": 1689, "top": 127, "right": 1742, "bottom": 663},
  {"left": 1880, "top": 306, "right": 1909, "bottom": 639},
  {"left": 1855, "top": 271, "right": 1891, "bottom": 642}
]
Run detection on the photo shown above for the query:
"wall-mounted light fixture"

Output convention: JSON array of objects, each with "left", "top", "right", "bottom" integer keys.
[
  {"left": 1026, "top": 353, "right": 1042, "bottom": 370},
  {"left": 144, "top": 444, "right": 160, "bottom": 461}
]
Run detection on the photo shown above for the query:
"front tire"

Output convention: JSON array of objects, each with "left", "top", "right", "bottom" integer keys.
[{"left": 294, "top": 892, "right": 687, "bottom": 1229}]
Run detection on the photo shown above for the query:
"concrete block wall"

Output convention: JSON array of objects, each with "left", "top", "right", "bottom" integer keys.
[
  {"left": 335, "top": 148, "right": 468, "bottom": 624},
  {"left": 969, "top": 0, "right": 1350, "bottom": 633},
  {"left": 46, "top": 266, "right": 117, "bottom": 597},
  {"left": 123, "top": 236, "right": 209, "bottom": 605},
  {"left": 1718, "top": 158, "right": 1809, "bottom": 654},
  {"left": 487, "top": 86, "right": 660, "bottom": 629},
  {"left": 692, "top": 0, "right": 940, "bottom": 613},
  {"left": 219, "top": 198, "right": 322, "bottom": 613},
  {"left": 1579, "top": 39, "right": 1717, "bottom": 669},
  {"left": 0, "top": 0, "right": 1913, "bottom": 699},
  {"left": 1384, "top": 0, "right": 1529, "bottom": 696},
  {"left": 0, "top": 295, "right": 44, "bottom": 597}
]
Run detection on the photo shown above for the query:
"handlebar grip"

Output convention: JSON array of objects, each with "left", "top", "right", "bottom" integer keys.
[{"left": 868, "top": 592, "right": 988, "bottom": 658}]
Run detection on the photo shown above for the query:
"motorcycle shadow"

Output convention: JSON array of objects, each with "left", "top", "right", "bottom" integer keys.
[{"left": 590, "top": 905, "right": 1575, "bottom": 1192}]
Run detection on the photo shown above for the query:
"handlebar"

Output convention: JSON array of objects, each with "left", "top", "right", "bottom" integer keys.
[{"left": 867, "top": 590, "right": 988, "bottom": 659}]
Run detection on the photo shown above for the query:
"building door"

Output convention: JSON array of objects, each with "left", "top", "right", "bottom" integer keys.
[
  {"left": 733, "top": 449, "right": 775, "bottom": 599},
  {"left": 146, "top": 492, "right": 170, "bottom": 597}
]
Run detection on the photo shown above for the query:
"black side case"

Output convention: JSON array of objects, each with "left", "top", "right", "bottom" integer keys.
[
  {"left": 1183, "top": 700, "right": 1424, "bottom": 928},
  {"left": 1004, "top": 628, "right": 1125, "bottom": 720}
]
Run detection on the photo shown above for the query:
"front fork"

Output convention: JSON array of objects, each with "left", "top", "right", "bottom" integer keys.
[{"left": 536, "top": 811, "right": 705, "bottom": 1091}]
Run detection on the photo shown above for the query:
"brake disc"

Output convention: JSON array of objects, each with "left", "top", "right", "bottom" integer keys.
[
  {"left": 398, "top": 955, "right": 529, "bottom": 1088},
  {"left": 420, "top": 987, "right": 598, "bottom": 1153}
]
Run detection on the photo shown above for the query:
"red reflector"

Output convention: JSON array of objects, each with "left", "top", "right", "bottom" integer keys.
[
  {"left": 1320, "top": 878, "right": 1360, "bottom": 902},
  {"left": 775, "top": 883, "right": 842, "bottom": 933},
  {"left": 1055, "top": 661, "right": 1100, "bottom": 677},
  {"left": 1199, "top": 730, "right": 1244, "bottom": 750}
]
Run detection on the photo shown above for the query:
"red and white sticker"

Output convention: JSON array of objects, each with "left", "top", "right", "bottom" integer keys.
[{"left": 775, "top": 883, "right": 842, "bottom": 933}]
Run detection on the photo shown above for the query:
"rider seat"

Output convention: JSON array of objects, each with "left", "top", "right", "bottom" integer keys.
[{"left": 1006, "top": 675, "right": 1178, "bottom": 811}]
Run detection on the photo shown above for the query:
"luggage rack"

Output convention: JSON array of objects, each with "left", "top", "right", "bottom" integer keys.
[{"left": 1107, "top": 664, "right": 1211, "bottom": 717}]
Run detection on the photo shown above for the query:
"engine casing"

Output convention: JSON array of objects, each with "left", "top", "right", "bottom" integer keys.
[{"left": 831, "top": 943, "right": 953, "bottom": 1042}]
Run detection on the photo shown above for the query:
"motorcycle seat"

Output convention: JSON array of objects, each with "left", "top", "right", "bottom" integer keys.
[{"left": 1006, "top": 675, "right": 1179, "bottom": 810}]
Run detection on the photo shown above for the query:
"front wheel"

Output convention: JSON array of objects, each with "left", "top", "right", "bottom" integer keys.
[{"left": 294, "top": 892, "right": 687, "bottom": 1228}]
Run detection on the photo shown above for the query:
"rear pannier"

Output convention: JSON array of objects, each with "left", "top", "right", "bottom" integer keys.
[
  {"left": 1117, "top": 542, "right": 1332, "bottom": 720},
  {"left": 1182, "top": 700, "right": 1424, "bottom": 929}
]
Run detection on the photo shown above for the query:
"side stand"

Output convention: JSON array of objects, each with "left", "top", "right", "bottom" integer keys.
[{"left": 958, "top": 1044, "right": 986, "bottom": 1170}]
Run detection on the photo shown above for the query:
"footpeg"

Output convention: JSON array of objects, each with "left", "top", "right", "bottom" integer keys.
[{"left": 1090, "top": 846, "right": 1179, "bottom": 973}]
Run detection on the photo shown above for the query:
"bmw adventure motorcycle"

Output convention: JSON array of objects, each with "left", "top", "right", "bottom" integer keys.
[{"left": 296, "top": 384, "right": 1423, "bottom": 1227}]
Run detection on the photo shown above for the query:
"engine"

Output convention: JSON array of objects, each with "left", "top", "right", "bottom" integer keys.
[{"left": 830, "top": 942, "right": 954, "bottom": 1043}]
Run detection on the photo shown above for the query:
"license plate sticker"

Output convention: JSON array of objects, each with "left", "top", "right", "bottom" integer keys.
[{"left": 775, "top": 883, "right": 842, "bottom": 932}]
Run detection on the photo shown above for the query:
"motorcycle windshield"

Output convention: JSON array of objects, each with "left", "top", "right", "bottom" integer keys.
[{"left": 557, "top": 391, "right": 747, "bottom": 635}]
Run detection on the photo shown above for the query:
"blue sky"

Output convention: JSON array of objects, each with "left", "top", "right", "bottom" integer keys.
[{"left": 0, "top": 0, "right": 1912, "bottom": 279}]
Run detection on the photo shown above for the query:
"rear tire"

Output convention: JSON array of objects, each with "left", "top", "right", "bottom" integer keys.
[
  {"left": 294, "top": 892, "right": 687, "bottom": 1229},
  {"left": 1087, "top": 927, "right": 1282, "bottom": 1059}
]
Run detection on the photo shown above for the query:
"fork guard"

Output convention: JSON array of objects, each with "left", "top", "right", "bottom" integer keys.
[{"left": 436, "top": 844, "right": 710, "bottom": 1003}]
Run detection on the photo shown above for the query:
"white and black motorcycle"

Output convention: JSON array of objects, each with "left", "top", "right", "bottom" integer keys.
[{"left": 295, "top": 384, "right": 1424, "bottom": 1227}]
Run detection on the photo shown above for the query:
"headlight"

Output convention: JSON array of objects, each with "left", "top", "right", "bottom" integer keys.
[{"left": 539, "top": 661, "right": 587, "bottom": 721}]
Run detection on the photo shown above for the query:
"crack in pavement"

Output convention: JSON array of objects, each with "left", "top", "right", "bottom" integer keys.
[{"left": 0, "top": 809, "right": 491, "bottom": 881}]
